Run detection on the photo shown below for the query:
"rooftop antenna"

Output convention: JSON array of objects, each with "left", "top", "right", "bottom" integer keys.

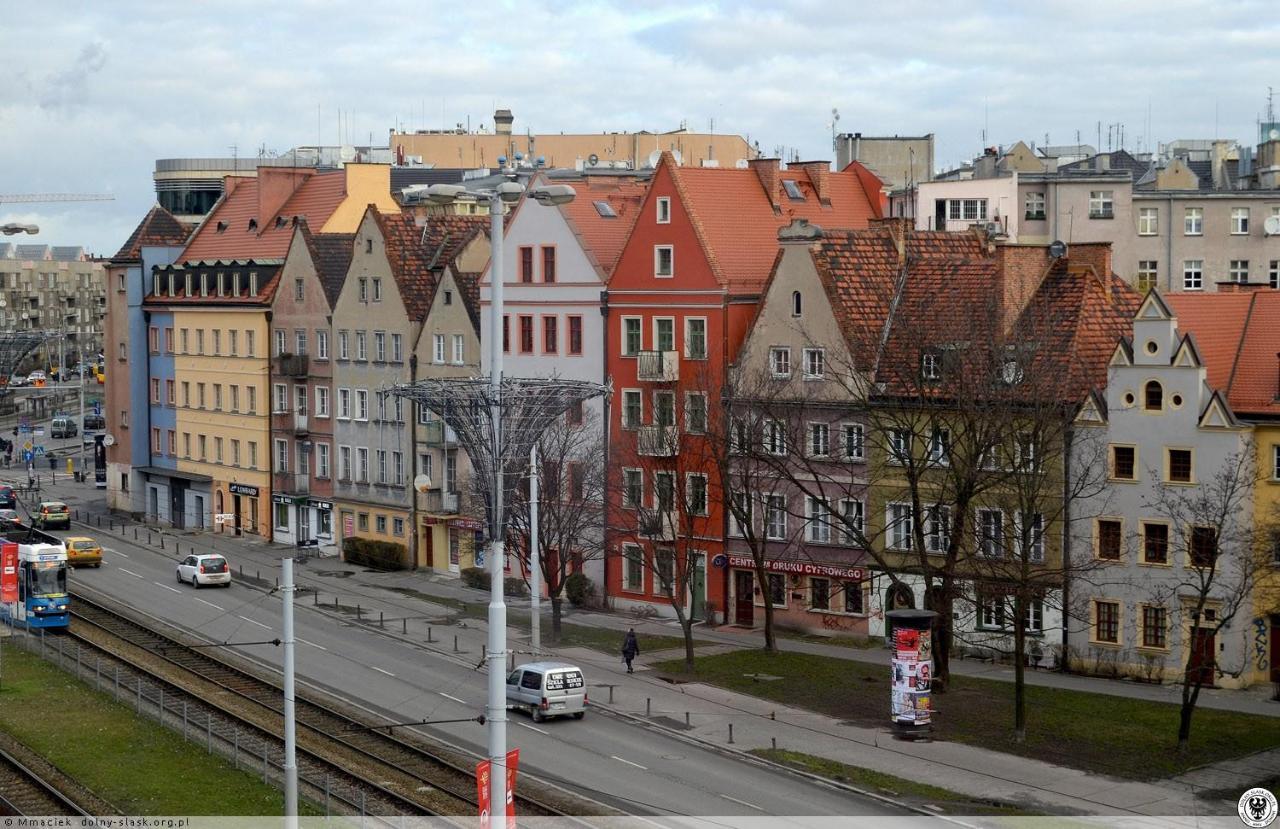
[{"left": 830, "top": 107, "right": 840, "bottom": 153}]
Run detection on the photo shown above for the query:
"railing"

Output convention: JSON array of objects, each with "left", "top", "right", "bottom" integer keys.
[
  {"left": 273, "top": 472, "right": 308, "bottom": 495},
  {"left": 636, "top": 350, "right": 679, "bottom": 381},
  {"left": 275, "top": 354, "right": 309, "bottom": 377},
  {"left": 423, "top": 489, "right": 459, "bottom": 514},
  {"left": 637, "top": 424, "right": 679, "bottom": 457},
  {"left": 293, "top": 413, "right": 308, "bottom": 433}
]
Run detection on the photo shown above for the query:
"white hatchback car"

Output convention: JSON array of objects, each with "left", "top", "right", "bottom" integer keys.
[{"left": 176, "top": 554, "right": 231, "bottom": 588}]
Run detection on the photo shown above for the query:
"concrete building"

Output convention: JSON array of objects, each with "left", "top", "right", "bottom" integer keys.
[
  {"left": 835, "top": 133, "right": 934, "bottom": 190},
  {"left": 0, "top": 244, "right": 109, "bottom": 366}
]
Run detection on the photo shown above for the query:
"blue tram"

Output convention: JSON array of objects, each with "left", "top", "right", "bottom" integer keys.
[{"left": 1, "top": 527, "right": 69, "bottom": 629}]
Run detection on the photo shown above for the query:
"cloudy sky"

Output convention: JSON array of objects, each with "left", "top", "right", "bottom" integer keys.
[{"left": 2, "top": 0, "right": 1276, "bottom": 254}]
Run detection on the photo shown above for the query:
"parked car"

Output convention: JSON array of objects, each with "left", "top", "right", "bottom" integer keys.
[
  {"left": 0, "top": 509, "right": 23, "bottom": 529},
  {"left": 176, "top": 554, "right": 231, "bottom": 588},
  {"left": 0, "top": 485, "right": 15, "bottom": 509},
  {"left": 34, "top": 501, "right": 70, "bottom": 529},
  {"left": 505, "top": 661, "right": 587, "bottom": 722},
  {"left": 51, "top": 417, "right": 78, "bottom": 439},
  {"left": 82, "top": 414, "right": 105, "bottom": 432},
  {"left": 26, "top": 371, "right": 46, "bottom": 385},
  {"left": 64, "top": 536, "right": 102, "bottom": 568},
  {"left": 9, "top": 375, "right": 27, "bottom": 388}
]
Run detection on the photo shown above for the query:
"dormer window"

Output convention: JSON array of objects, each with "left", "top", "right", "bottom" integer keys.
[
  {"left": 1144, "top": 380, "right": 1163, "bottom": 411},
  {"left": 782, "top": 179, "right": 806, "bottom": 201},
  {"left": 233, "top": 272, "right": 241, "bottom": 295},
  {"left": 791, "top": 291, "right": 802, "bottom": 317},
  {"left": 249, "top": 271, "right": 258, "bottom": 295},
  {"left": 275, "top": 216, "right": 287, "bottom": 228},
  {"left": 153, "top": 274, "right": 161, "bottom": 295},
  {"left": 184, "top": 273, "right": 192, "bottom": 296},
  {"left": 366, "top": 238, "right": 373, "bottom": 254},
  {"left": 215, "top": 221, "right": 227, "bottom": 233},
  {"left": 167, "top": 274, "right": 175, "bottom": 297},
  {"left": 444, "top": 290, "right": 453, "bottom": 305},
  {"left": 217, "top": 272, "right": 225, "bottom": 297},
  {"left": 248, "top": 218, "right": 258, "bottom": 231},
  {"left": 200, "top": 273, "right": 209, "bottom": 297}
]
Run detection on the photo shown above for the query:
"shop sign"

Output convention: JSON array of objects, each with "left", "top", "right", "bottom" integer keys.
[
  {"left": 272, "top": 494, "right": 293, "bottom": 505},
  {"left": 727, "top": 555, "right": 864, "bottom": 581},
  {"left": 229, "top": 483, "right": 259, "bottom": 496},
  {"left": 309, "top": 499, "right": 333, "bottom": 511}
]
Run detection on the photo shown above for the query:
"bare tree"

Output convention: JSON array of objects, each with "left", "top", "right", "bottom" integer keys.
[{"left": 505, "top": 406, "right": 607, "bottom": 642}]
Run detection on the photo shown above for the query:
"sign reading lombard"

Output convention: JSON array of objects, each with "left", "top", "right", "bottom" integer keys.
[
  {"left": 727, "top": 555, "right": 865, "bottom": 582},
  {"left": 228, "top": 483, "right": 259, "bottom": 497}
]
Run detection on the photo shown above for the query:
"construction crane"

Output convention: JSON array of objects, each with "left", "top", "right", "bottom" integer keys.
[{"left": 0, "top": 194, "right": 115, "bottom": 205}]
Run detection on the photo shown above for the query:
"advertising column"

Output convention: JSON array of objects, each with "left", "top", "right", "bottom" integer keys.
[{"left": 886, "top": 608, "right": 937, "bottom": 739}]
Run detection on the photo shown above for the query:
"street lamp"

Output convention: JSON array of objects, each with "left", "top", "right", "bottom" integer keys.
[{"left": 422, "top": 172, "right": 575, "bottom": 818}]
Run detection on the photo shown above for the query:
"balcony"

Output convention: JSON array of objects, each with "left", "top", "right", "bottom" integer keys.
[
  {"left": 637, "top": 350, "right": 679, "bottom": 382},
  {"left": 422, "top": 420, "right": 457, "bottom": 446},
  {"left": 639, "top": 510, "right": 677, "bottom": 541},
  {"left": 637, "top": 424, "right": 679, "bottom": 457},
  {"left": 275, "top": 353, "right": 309, "bottom": 377},
  {"left": 273, "top": 472, "right": 309, "bottom": 495},
  {"left": 293, "top": 413, "right": 308, "bottom": 434},
  {"left": 423, "top": 489, "right": 459, "bottom": 514}
]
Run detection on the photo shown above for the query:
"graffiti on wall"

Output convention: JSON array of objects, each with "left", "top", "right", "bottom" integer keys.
[{"left": 1253, "top": 617, "right": 1269, "bottom": 672}]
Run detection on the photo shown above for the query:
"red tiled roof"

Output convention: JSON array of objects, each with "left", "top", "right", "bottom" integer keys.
[
  {"left": 556, "top": 176, "right": 649, "bottom": 277},
  {"left": 372, "top": 212, "right": 487, "bottom": 322},
  {"left": 308, "top": 231, "right": 355, "bottom": 309},
  {"left": 669, "top": 156, "right": 883, "bottom": 292},
  {"left": 1165, "top": 291, "right": 1280, "bottom": 416},
  {"left": 179, "top": 170, "right": 346, "bottom": 263},
  {"left": 112, "top": 205, "right": 189, "bottom": 262}
]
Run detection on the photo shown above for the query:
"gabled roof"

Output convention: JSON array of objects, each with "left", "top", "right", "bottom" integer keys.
[
  {"left": 112, "top": 205, "right": 190, "bottom": 262},
  {"left": 663, "top": 154, "right": 884, "bottom": 291},
  {"left": 1165, "top": 290, "right": 1280, "bottom": 417},
  {"left": 307, "top": 230, "right": 355, "bottom": 309},
  {"left": 555, "top": 175, "right": 649, "bottom": 278},
  {"left": 370, "top": 211, "right": 488, "bottom": 322}
]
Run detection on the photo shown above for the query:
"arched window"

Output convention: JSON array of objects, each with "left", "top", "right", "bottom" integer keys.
[
  {"left": 791, "top": 291, "right": 802, "bottom": 317},
  {"left": 1144, "top": 380, "right": 1163, "bottom": 411}
]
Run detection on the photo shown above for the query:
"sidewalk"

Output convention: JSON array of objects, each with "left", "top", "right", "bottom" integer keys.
[{"left": 33, "top": 476, "right": 1273, "bottom": 818}]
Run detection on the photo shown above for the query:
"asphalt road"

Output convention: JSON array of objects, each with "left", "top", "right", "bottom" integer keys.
[{"left": 43, "top": 523, "right": 910, "bottom": 820}]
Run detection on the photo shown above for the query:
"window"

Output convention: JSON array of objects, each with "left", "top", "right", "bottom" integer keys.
[
  {"left": 839, "top": 499, "right": 864, "bottom": 545},
  {"left": 275, "top": 439, "right": 289, "bottom": 472},
  {"left": 921, "top": 351, "right": 940, "bottom": 381},
  {"left": 888, "top": 429, "right": 910, "bottom": 464},
  {"left": 1141, "top": 605, "right": 1167, "bottom": 649},
  {"left": 430, "top": 334, "right": 444, "bottom": 364},
  {"left": 519, "top": 247, "right": 534, "bottom": 283},
  {"left": 978, "top": 508, "right": 1003, "bottom": 557},
  {"left": 228, "top": 330, "right": 238, "bottom": 356},
  {"left": 337, "top": 388, "right": 351, "bottom": 419},
  {"left": 357, "top": 447, "right": 369, "bottom": 482},
  {"left": 1190, "top": 526, "right": 1217, "bottom": 567},
  {"left": 358, "top": 277, "right": 368, "bottom": 302},
  {"left": 275, "top": 501, "right": 290, "bottom": 530},
  {"left": 1088, "top": 191, "right": 1113, "bottom": 218},
  {"left": 373, "top": 331, "right": 385, "bottom": 361},
  {"left": 372, "top": 278, "right": 382, "bottom": 301},
  {"left": 1144, "top": 380, "right": 1163, "bottom": 411},
  {"left": 375, "top": 449, "right": 387, "bottom": 484},
  {"left": 654, "top": 318, "right": 675, "bottom": 352},
  {"left": 791, "top": 291, "right": 802, "bottom": 317},
  {"left": 355, "top": 389, "right": 369, "bottom": 421},
  {"left": 655, "top": 471, "right": 675, "bottom": 512},
  {"left": 623, "top": 546, "right": 643, "bottom": 591},
  {"left": 150, "top": 379, "right": 159, "bottom": 404},
  {"left": 375, "top": 516, "right": 387, "bottom": 534},
  {"left": 687, "top": 474, "right": 708, "bottom": 515},
  {"left": 568, "top": 316, "right": 583, "bottom": 355},
  {"left": 925, "top": 505, "right": 950, "bottom": 553},
  {"left": 392, "top": 518, "right": 404, "bottom": 536},
  {"left": 1271, "top": 260, "right": 1280, "bottom": 290},
  {"left": 766, "top": 495, "right": 787, "bottom": 540},
  {"left": 1135, "top": 206, "right": 1158, "bottom": 236},
  {"left": 685, "top": 392, "right": 707, "bottom": 434},
  {"left": 1181, "top": 258, "right": 1203, "bottom": 288},
  {"left": 945, "top": 198, "right": 987, "bottom": 221},
  {"left": 656, "top": 197, "right": 671, "bottom": 223},
  {"left": 1167, "top": 448, "right": 1193, "bottom": 483},
  {"left": 451, "top": 334, "right": 464, "bottom": 364},
  {"left": 928, "top": 428, "right": 950, "bottom": 466},
  {"left": 148, "top": 326, "right": 158, "bottom": 353},
  {"left": 198, "top": 435, "right": 207, "bottom": 461},
  {"left": 315, "top": 386, "right": 329, "bottom": 418},
  {"left": 1184, "top": 207, "right": 1203, "bottom": 235},
  {"left": 355, "top": 331, "right": 367, "bottom": 360},
  {"left": 274, "top": 383, "right": 288, "bottom": 414},
  {"left": 1097, "top": 519, "right": 1122, "bottom": 560},
  {"left": 1019, "top": 512, "right": 1044, "bottom": 562},
  {"left": 165, "top": 379, "right": 175, "bottom": 405},
  {"left": 622, "top": 317, "right": 641, "bottom": 357},
  {"left": 1141, "top": 522, "right": 1169, "bottom": 565},
  {"left": 567, "top": 399, "right": 583, "bottom": 426},
  {"left": 339, "top": 446, "right": 352, "bottom": 481},
  {"left": 1111, "top": 445, "right": 1136, "bottom": 480},
  {"left": 764, "top": 420, "right": 787, "bottom": 456},
  {"left": 247, "top": 386, "right": 256, "bottom": 413},
  {"left": 295, "top": 330, "right": 306, "bottom": 356},
  {"left": 622, "top": 390, "right": 641, "bottom": 429},
  {"left": 809, "top": 423, "right": 830, "bottom": 457},
  {"left": 888, "top": 503, "right": 913, "bottom": 550},
  {"left": 770, "top": 347, "right": 791, "bottom": 377},
  {"left": 1025, "top": 191, "right": 1046, "bottom": 220},
  {"left": 543, "top": 317, "right": 558, "bottom": 353},
  {"left": 979, "top": 593, "right": 1006, "bottom": 629},
  {"left": 1094, "top": 600, "right": 1119, "bottom": 644},
  {"left": 654, "top": 245, "right": 674, "bottom": 277},
  {"left": 842, "top": 424, "right": 864, "bottom": 460},
  {"left": 803, "top": 348, "right": 824, "bottom": 378},
  {"left": 1230, "top": 260, "right": 1249, "bottom": 282},
  {"left": 542, "top": 246, "right": 556, "bottom": 282},
  {"left": 623, "top": 469, "right": 642, "bottom": 508},
  {"left": 807, "top": 497, "right": 831, "bottom": 543},
  {"left": 1137, "top": 260, "right": 1158, "bottom": 293},
  {"left": 843, "top": 581, "right": 865, "bottom": 614},
  {"left": 727, "top": 491, "right": 752, "bottom": 537},
  {"left": 810, "top": 577, "right": 830, "bottom": 610},
  {"left": 685, "top": 318, "right": 707, "bottom": 360},
  {"left": 164, "top": 327, "right": 174, "bottom": 353},
  {"left": 317, "top": 443, "right": 330, "bottom": 479},
  {"left": 519, "top": 316, "right": 534, "bottom": 354},
  {"left": 275, "top": 329, "right": 286, "bottom": 357},
  {"left": 356, "top": 513, "right": 368, "bottom": 531},
  {"left": 1231, "top": 207, "right": 1249, "bottom": 235},
  {"left": 213, "top": 384, "right": 223, "bottom": 411},
  {"left": 385, "top": 332, "right": 398, "bottom": 362},
  {"left": 230, "top": 439, "right": 240, "bottom": 467}
]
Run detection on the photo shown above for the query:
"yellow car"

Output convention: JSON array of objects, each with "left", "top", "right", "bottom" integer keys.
[{"left": 65, "top": 536, "right": 103, "bottom": 568}]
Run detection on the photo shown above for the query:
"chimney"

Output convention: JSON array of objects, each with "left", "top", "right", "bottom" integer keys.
[
  {"left": 494, "top": 109, "right": 514, "bottom": 136},
  {"left": 996, "top": 244, "right": 1053, "bottom": 334},
  {"left": 1066, "top": 242, "right": 1114, "bottom": 288},
  {"left": 256, "top": 167, "right": 312, "bottom": 230},
  {"left": 1211, "top": 139, "right": 1233, "bottom": 190},
  {"left": 748, "top": 158, "right": 782, "bottom": 210},
  {"left": 778, "top": 218, "right": 823, "bottom": 244},
  {"left": 792, "top": 161, "right": 832, "bottom": 205}
]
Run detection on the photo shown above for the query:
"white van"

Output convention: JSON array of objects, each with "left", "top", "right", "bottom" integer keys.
[{"left": 505, "top": 661, "right": 587, "bottom": 722}]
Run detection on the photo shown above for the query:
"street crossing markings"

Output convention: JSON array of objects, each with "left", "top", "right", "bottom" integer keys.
[
  {"left": 195, "top": 598, "right": 224, "bottom": 611},
  {"left": 118, "top": 568, "right": 144, "bottom": 579},
  {"left": 719, "top": 795, "right": 763, "bottom": 811},
  {"left": 238, "top": 615, "right": 272, "bottom": 630},
  {"left": 371, "top": 666, "right": 396, "bottom": 677},
  {"left": 154, "top": 582, "right": 182, "bottom": 594},
  {"left": 611, "top": 755, "right": 648, "bottom": 770}
]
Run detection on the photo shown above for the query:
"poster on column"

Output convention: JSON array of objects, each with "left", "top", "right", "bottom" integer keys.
[
  {"left": 505, "top": 748, "right": 519, "bottom": 828},
  {"left": 1, "top": 542, "right": 18, "bottom": 603},
  {"left": 890, "top": 627, "right": 933, "bottom": 725},
  {"left": 476, "top": 759, "right": 491, "bottom": 828}
]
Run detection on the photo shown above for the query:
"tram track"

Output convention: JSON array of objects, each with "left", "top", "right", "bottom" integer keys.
[
  {"left": 63, "top": 587, "right": 588, "bottom": 819},
  {"left": 0, "top": 741, "right": 92, "bottom": 817}
]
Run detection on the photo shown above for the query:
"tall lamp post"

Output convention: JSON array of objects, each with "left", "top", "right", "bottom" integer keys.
[{"left": 422, "top": 173, "right": 575, "bottom": 818}]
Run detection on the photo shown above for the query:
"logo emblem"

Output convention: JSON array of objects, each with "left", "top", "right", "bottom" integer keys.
[{"left": 1239, "top": 787, "right": 1278, "bottom": 828}]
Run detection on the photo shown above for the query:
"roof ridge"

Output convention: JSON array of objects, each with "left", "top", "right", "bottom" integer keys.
[
  {"left": 1225, "top": 291, "right": 1258, "bottom": 397},
  {"left": 663, "top": 153, "right": 725, "bottom": 287}
]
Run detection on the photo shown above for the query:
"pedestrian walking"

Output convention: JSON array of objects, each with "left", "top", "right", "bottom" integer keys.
[{"left": 622, "top": 628, "right": 640, "bottom": 674}]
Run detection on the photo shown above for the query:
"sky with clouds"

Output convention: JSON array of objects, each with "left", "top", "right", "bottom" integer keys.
[{"left": 2, "top": 0, "right": 1276, "bottom": 254}]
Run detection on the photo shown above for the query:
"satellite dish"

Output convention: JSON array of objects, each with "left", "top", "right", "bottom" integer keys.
[
  {"left": 1048, "top": 240, "right": 1068, "bottom": 259},
  {"left": 671, "top": 149, "right": 683, "bottom": 166},
  {"left": 0, "top": 298, "right": 6, "bottom": 308},
  {"left": 646, "top": 150, "right": 661, "bottom": 169},
  {"left": 103, "top": 434, "right": 115, "bottom": 446},
  {"left": 1270, "top": 127, "right": 1280, "bottom": 141},
  {"left": 1264, "top": 215, "right": 1280, "bottom": 236},
  {"left": 588, "top": 153, "right": 599, "bottom": 167},
  {"left": 413, "top": 473, "right": 433, "bottom": 494}
]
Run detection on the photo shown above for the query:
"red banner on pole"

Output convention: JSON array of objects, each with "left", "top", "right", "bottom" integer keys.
[
  {"left": 476, "top": 759, "right": 491, "bottom": 828},
  {"left": 505, "top": 748, "right": 520, "bottom": 828},
  {"left": 1, "top": 542, "right": 18, "bottom": 604}
]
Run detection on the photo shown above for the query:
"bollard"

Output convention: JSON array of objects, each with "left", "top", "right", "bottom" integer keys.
[
  {"left": 334, "top": 596, "right": 338, "bottom": 609},
  {"left": 356, "top": 605, "right": 361, "bottom": 621},
  {"left": 770, "top": 711, "right": 775, "bottom": 721},
  {"left": 646, "top": 697, "right": 651, "bottom": 717},
  {"left": 453, "top": 635, "right": 458, "bottom": 653},
  {"left": 134, "top": 528, "right": 138, "bottom": 540},
  {"left": 509, "top": 651, "right": 514, "bottom": 672},
  {"left": 428, "top": 626, "right": 433, "bottom": 643},
  {"left": 685, "top": 711, "right": 690, "bottom": 728},
  {"left": 147, "top": 532, "right": 152, "bottom": 545},
  {"left": 772, "top": 737, "right": 777, "bottom": 750},
  {"left": 402, "top": 618, "right": 406, "bottom": 635},
  {"left": 160, "top": 536, "right": 164, "bottom": 550},
  {"left": 728, "top": 723, "right": 734, "bottom": 744},
  {"left": 379, "top": 611, "right": 384, "bottom": 628},
  {"left": 275, "top": 577, "right": 278, "bottom": 589},
  {"left": 608, "top": 685, "right": 614, "bottom": 704},
  {"left": 314, "top": 591, "right": 319, "bottom": 606}
]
